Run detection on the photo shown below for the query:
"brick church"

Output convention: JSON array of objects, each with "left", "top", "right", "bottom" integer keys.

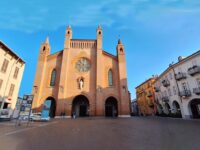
[{"left": 32, "top": 25, "right": 130, "bottom": 118}]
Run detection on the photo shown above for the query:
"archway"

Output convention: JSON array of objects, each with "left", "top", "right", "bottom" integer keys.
[
  {"left": 190, "top": 99, "right": 200, "bottom": 118},
  {"left": 42, "top": 97, "right": 56, "bottom": 118},
  {"left": 172, "top": 101, "right": 181, "bottom": 114},
  {"left": 164, "top": 103, "right": 171, "bottom": 114},
  {"left": 157, "top": 103, "right": 163, "bottom": 114},
  {"left": 105, "top": 97, "right": 118, "bottom": 117},
  {"left": 72, "top": 95, "right": 89, "bottom": 117}
]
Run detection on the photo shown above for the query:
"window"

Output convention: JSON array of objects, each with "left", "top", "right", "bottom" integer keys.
[
  {"left": 168, "top": 88, "right": 172, "bottom": 96},
  {"left": 0, "top": 79, "right": 3, "bottom": 90},
  {"left": 178, "top": 67, "right": 182, "bottom": 73},
  {"left": 169, "top": 73, "right": 173, "bottom": 80},
  {"left": 173, "top": 86, "right": 177, "bottom": 95},
  {"left": 1, "top": 59, "right": 9, "bottom": 73},
  {"left": 108, "top": 69, "right": 113, "bottom": 86},
  {"left": 8, "top": 84, "right": 15, "bottom": 97},
  {"left": 196, "top": 79, "right": 200, "bottom": 87},
  {"left": 13, "top": 67, "right": 19, "bottom": 79},
  {"left": 50, "top": 69, "right": 56, "bottom": 86},
  {"left": 192, "top": 59, "right": 197, "bottom": 66},
  {"left": 164, "top": 91, "right": 167, "bottom": 97},
  {"left": 182, "top": 82, "right": 188, "bottom": 91}
]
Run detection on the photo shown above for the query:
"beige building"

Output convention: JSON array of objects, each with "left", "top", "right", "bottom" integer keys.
[
  {"left": 32, "top": 25, "right": 130, "bottom": 118},
  {"left": 0, "top": 41, "right": 25, "bottom": 118},
  {"left": 155, "top": 51, "right": 200, "bottom": 119}
]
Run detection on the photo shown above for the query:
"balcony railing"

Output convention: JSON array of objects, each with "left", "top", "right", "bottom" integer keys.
[
  {"left": 188, "top": 65, "right": 200, "bottom": 76},
  {"left": 162, "top": 79, "right": 170, "bottom": 87},
  {"left": 179, "top": 90, "right": 191, "bottom": 97},
  {"left": 175, "top": 72, "right": 187, "bottom": 81},
  {"left": 193, "top": 87, "right": 200, "bottom": 95},
  {"left": 162, "top": 96, "right": 169, "bottom": 102}
]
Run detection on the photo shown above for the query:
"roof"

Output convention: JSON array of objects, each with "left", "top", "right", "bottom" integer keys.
[
  {"left": 135, "top": 77, "right": 157, "bottom": 89},
  {"left": 48, "top": 50, "right": 63, "bottom": 57},
  {"left": 0, "top": 41, "right": 25, "bottom": 63},
  {"left": 156, "top": 50, "right": 200, "bottom": 80},
  {"left": 102, "top": 50, "right": 117, "bottom": 59}
]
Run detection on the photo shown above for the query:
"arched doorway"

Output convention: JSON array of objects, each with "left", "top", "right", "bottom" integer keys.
[
  {"left": 190, "top": 99, "right": 200, "bottom": 118},
  {"left": 72, "top": 95, "right": 89, "bottom": 117},
  {"left": 164, "top": 103, "right": 171, "bottom": 114},
  {"left": 105, "top": 97, "right": 118, "bottom": 117},
  {"left": 172, "top": 101, "right": 181, "bottom": 114},
  {"left": 43, "top": 97, "right": 56, "bottom": 118},
  {"left": 157, "top": 103, "right": 163, "bottom": 114}
]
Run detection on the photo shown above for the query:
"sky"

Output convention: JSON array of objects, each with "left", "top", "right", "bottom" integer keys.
[{"left": 1, "top": 0, "right": 200, "bottom": 99}]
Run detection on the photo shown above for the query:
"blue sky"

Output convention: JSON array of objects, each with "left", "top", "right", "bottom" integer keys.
[{"left": 1, "top": 0, "right": 200, "bottom": 99}]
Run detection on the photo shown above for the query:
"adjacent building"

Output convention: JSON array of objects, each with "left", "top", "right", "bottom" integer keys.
[
  {"left": 32, "top": 25, "right": 130, "bottom": 118},
  {"left": 136, "top": 76, "right": 157, "bottom": 116},
  {"left": 154, "top": 51, "right": 200, "bottom": 119},
  {"left": 0, "top": 41, "right": 25, "bottom": 118},
  {"left": 130, "top": 100, "right": 138, "bottom": 116}
]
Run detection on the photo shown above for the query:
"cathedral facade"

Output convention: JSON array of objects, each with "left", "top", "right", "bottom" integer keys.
[{"left": 32, "top": 26, "right": 130, "bottom": 118}]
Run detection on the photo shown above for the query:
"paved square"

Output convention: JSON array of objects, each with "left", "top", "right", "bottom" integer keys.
[{"left": 0, "top": 117, "right": 200, "bottom": 150}]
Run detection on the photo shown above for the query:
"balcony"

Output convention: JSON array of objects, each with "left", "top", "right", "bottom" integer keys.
[
  {"left": 162, "top": 79, "right": 170, "bottom": 87},
  {"left": 188, "top": 65, "right": 200, "bottom": 76},
  {"left": 162, "top": 96, "right": 169, "bottom": 102},
  {"left": 193, "top": 87, "right": 200, "bottom": 95},
  {"left": 154, "top": 87, "right": 160, "bottom": 92},
  {"left": 175, "top": 72, "right": 187, "bottom": 81},
  {"left": 179, "top": 90, "right": 191, "bottom": 97}
]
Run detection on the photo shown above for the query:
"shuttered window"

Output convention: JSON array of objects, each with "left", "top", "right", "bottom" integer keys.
[
  {"left": 13, "top": 67, "right": 19, "bottom": 79},
  {"left": 8, "top": 84, "right": 15, "bottom": 97},
  {"left": 1, "top": 59, "right": 9, "bottom": 73}
]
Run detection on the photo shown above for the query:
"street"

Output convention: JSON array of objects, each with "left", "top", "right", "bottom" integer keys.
[{"left": 0, "top": 117, "right": 200, "bottom": 150}]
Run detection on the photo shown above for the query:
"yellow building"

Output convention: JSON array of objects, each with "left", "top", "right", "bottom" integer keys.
[{"left": 136, "top": 77, "right": 157, "bottom": 116}]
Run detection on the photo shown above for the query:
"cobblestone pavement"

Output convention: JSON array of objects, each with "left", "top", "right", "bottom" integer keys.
[{"left": 0, "top": 117, "right": 200, "bottom": 150}]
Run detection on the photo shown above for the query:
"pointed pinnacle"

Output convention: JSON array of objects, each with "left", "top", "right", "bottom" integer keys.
[
  {"left": 45, "top": 37, "right": 49, "bottom": 44},
  {"left": 118, "top": 39, "right": 122, "bottom": 44}
]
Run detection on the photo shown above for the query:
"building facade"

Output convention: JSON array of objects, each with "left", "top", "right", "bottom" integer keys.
[
  {"left": 130, "top": 100, "right": 138, "bottom": 116},
  {"left": 155, "top": 51, "right": 200, "bottom": 119},
  {"left": 32, "top": 26, "right": 130, "bottom": 118},
  {"left": 0, "top": 41, "right": 25, "bottom": 118},
  {"left": 136, "top": 77, "right": 157, "bottom": 116}
]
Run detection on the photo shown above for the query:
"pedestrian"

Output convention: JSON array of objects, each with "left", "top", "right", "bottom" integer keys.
[{"left": 73, "top": 111, "right": 76, "bottom": 119}]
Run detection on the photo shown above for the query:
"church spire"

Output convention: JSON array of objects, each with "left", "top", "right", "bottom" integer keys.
[
  {"left": 45, "top": 36, "right": 49, "bottom": 44},
  {"left": 118, "top": 38, "right": 122, "bottom": 44},
  {"left": 96, "top": 25, "right": 103, "bottom": 50},
  {"left": 64, "top": 25, "right": 72, "bottom": 49}
]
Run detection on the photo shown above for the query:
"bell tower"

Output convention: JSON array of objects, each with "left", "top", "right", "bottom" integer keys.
[
  {"left": 40, "top": 37, "right": 50, "bottom": 56},
  {"left": 116, "top": 39, "right": 130, "bottom": 116},
  {"left": 32, "top": 37, "right": 50, "bottom": 109},
  {"left": 64, "top": 25, "right": 72, "bottom": 49},
  {"left": 96, "top": 25, "right": 103, "bottom": 116},
  {"left": 96, "top": 25, "right": 102, "bottom": 50}
]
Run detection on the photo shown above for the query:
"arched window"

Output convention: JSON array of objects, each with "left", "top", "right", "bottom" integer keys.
[
  {"left": 108, "top": 69, "right": 113, "bottom": 86},
  {"left": 50, "top": 69, "right": 56, "bottom": 86}
]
